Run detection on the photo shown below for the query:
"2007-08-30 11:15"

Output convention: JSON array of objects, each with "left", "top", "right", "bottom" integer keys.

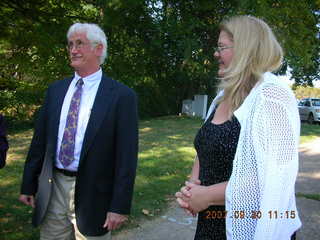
[{"left": 205, "top": 210, "right": 296, "bottom": 219}]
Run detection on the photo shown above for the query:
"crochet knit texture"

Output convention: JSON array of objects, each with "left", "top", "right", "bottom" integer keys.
[{"left": 206, "top": 72, "right": 301, "bottom": 240}]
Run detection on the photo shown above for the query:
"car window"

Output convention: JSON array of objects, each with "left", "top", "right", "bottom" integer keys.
[
  {"left": 311, "top": 99, "right": 320, "bottom": 106},
  {"left": 298, "top": 101, "right": 304, "bottom": 106},
  {"left": 305, "top": 101, "right": 311, "bottom": 107}
]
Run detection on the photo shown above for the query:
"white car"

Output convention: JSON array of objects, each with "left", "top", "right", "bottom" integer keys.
[{"left": 298, "top": 98, "right": 320, "bottom": 124}]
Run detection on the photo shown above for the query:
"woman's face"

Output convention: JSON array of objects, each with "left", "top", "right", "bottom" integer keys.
[{"left": 214, "top": 30, "right": 234, "bottom": 77}]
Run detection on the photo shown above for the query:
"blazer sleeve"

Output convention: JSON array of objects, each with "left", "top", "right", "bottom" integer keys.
[
  {"left": 20, "top": 89, "right": 50, "bottom": 195},
  {"left": 0, "top": 115, "right": 9, "bottom": 169},
  {"left": 109, "top": 88, "right": 138, "bottom": 214}
]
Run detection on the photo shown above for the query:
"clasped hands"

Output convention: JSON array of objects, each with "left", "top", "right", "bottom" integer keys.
[{"left": 175, "top": 179, "right": 211, "bottom": 216}]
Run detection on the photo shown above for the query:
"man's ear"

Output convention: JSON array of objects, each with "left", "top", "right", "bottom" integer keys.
[{"left": 95, "top": 44, "right": 103, "bottom": 57}]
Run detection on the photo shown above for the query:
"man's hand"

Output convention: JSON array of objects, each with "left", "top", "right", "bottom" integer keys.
[
  {"left": 19, "top": 194, "right": 35, "bottom": 208},
  {"left": 103, "top": 212, "right": 128, "bottom": 231}
]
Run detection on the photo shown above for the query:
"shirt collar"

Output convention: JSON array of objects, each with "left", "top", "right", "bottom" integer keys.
[{"left": 74, "top": 68, "right": 102, "bottom": 85}]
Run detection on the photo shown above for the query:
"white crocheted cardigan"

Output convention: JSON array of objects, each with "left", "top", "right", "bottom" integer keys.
[{"left": 206, "top": 72, "right": 302, "bottom": 240}]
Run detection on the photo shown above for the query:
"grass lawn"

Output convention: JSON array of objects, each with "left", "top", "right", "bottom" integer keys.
[
  {"left": 0, "top": 116, "right": 202, "bottom": 239},
  {"left": 300, "top": 122, "right": 320, "bottom": 144},
  {"left": 296, "top": 193, "right": 320, "bottom": 201},
  {"left": 0, "top": 116, "right": 319, "bottom": 239}
]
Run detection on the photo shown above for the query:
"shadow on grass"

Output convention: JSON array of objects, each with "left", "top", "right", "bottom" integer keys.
[
  {"left": 0, "top": 124, "right": 39, "bottom": 239},
  {"left": 0, "top": 161, "right": 39, "bottom": 240},
  {"left": 5, "top": 118, "right": 34, "bottom": 135}
]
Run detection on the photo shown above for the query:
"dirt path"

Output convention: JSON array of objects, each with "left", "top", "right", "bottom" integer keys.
[{"left": 295, "top": 139, "right": 320, "bottom": 240}]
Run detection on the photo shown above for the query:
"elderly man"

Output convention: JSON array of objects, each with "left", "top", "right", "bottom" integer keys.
[{"left": 19, "top": 23, "right": 138, "bottom": 240}]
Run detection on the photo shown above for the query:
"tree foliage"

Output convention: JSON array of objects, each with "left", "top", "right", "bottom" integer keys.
[
  {"left": 0, "top": 0, "right": 101, "bottom": 119},
  {"left": 0, "top": 0, "right": 319, "bottom": 119}
]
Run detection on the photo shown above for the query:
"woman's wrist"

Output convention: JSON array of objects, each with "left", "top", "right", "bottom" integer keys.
[
  {"left": 203, "top": 186, "right": 214, "bottom": 207},
  {"left": 206, "top": 182, "right": 227, "bottom": 206}
]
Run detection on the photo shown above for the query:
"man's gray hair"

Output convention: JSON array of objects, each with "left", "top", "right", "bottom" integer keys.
[{"left": 67, "top": 23, "right": 107, "bottom": 65}]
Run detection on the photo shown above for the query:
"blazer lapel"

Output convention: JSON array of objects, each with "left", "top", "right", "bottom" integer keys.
[
  {"left": 49, "top": 77, "right": 73, "bottom": 158},
  {"left": 52, "top": 78, "right": 73, "bottom": 128},
  {"left": 79, "top": 74, "right": 115, "bottom": 165}
]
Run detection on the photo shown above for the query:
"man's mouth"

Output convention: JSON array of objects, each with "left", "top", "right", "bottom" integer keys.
[{"left": 71, "top": 55, "right": 82, "bottom": 60}]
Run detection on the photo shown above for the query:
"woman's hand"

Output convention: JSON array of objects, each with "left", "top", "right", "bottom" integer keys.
[
  {"left": 176, "top": 180, "right": 227, "bottom": 214},
  {"left": 175, "top": 179, "right": 202, "bottom": 216},
  {"left": 183, "top": 181, "right": 212, "bottom": 213}
]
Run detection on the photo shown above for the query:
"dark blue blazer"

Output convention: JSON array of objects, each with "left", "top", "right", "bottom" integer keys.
[{"left": 20, "top": 74, "right": 138, "bottom": 236}]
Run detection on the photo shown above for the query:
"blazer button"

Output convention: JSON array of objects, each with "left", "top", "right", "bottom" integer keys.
[{"left": 48, "top": 178, "right": 52, "bottom": 183}]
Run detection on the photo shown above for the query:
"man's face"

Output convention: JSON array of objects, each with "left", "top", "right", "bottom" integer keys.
[{"left": 67, "top": 32, "right": 101, "bottom": 73}]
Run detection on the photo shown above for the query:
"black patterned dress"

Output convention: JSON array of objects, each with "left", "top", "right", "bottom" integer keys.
[{"left": 193, "top": 106, "right": 241, "bottom": 240}]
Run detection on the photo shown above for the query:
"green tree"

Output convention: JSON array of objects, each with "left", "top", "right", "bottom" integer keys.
[
  {"left": 0, "top": 0, "right": 319, "bottom": 119},
  {"left": 0, "top": 0, "right": 101, "bottom": 118}
]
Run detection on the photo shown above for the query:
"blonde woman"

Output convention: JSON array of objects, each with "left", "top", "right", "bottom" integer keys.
[{"left": 176, "top": 15, "right": 301, "bottom": 240}]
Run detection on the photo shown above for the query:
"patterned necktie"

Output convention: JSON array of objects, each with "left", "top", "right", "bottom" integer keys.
[{"left": 59, "top": 78, "right": 84, "bottom": 168}]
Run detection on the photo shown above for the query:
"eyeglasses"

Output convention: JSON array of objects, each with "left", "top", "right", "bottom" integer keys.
[
  {"left": 214, "top": 46, "right": 233, "bottom": 53},
  {"left": 67, "top": 40, "right": 91, "bottom": 51}
]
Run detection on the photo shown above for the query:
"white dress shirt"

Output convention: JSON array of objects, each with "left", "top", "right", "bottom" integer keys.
[{"left": 55, "top": 69, "right": 102, "bottom": 171}]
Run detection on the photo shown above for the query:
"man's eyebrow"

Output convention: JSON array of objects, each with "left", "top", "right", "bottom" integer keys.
[{"left": 68, "top": 38, "right": 83, "bottom": 42}]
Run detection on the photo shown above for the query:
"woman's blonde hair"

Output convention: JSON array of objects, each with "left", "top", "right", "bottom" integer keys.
[{"left": 218, "top": 15, "right": 283, "bottom": 117}]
